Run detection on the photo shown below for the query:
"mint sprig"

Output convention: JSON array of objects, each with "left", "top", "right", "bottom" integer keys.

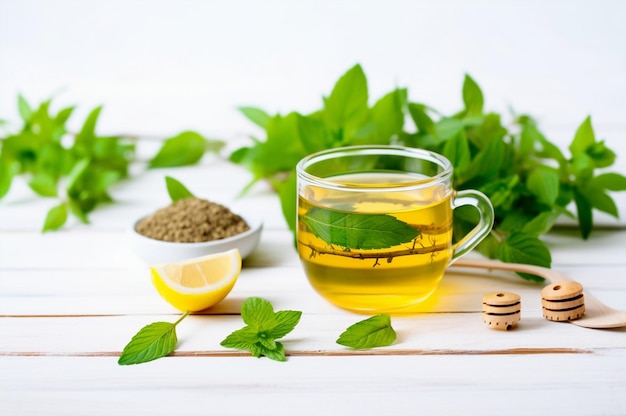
[
  {"left": 220, "top": 297, "right": 302, "bottom": 362},
  {"left": 0, "top": 96, "right": 224, "bottom": 231},
  {"left": 118, "top": 311, "right": 190, "bottom": 366},
  {"left": 336, "top": 314, "right": 397, "bottom": 350},
  {"left": 229, "top": 64, "right": 626, "bottom": 275}
]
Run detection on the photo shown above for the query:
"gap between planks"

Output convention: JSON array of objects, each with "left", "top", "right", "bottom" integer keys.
[{"left": 0, "top": 347, "right": 592, "bottom": 358}]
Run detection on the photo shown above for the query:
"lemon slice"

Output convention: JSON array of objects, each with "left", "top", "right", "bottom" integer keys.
[{"left": 150, "top": 248, "right": 242, "bottom": 312}]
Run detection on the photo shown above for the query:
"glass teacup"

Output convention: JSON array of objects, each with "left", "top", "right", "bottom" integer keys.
[{"left": 296, "top": 145, "right": 494, "bottom": 313}]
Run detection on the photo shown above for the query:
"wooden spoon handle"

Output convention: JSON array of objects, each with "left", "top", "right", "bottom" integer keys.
[{"left": 450, "top": 258, "right": 572, "bottom": 284}]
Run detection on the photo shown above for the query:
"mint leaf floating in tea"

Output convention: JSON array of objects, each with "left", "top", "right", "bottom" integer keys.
[
  {"left": 302, "top": 207, "right": 420, "bottom": 250},
  {"left": 220, "top": 297, "right": 302, "bottom": 362},
  {"left": 337, "top": 314, "right": 397, "bottom": 350},
  {"left": 118, "top": 312, "right": 190, "bottom": 365}
]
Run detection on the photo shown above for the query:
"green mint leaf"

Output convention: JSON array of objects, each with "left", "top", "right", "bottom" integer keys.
[
  {"left": 470, "top": 113, "right": 507, "bottom": 149},
  {"left": 28, "top": 172, "right": 58, "bottom": 197},
  {"left": 76, "top": 106, "right": 102, "bottom": 146},
  {"left": 42, "top": 202, "right": 68, "bottom": 232},
  {"left": 592, "top": 173, "right": 626, "bottom": 191},
  {"left": 366, "top": 88, "right": 407, "bottom": 144},
  {"left": 251, "top": 113, "right": 306, "bottom": 175},
  {"left": 496, "top": 232, "right": 551, "bottom": 280},
  {"left": 518, "top": 119, "right": 566, "bottom": 163},
  {"left": 267, "top": 310, "right": 302, "bottom": 339},
  {"left": 264, "top": 113, "right": 306, "bottom": 171},
  {"left": 248, "top": 343, "right": 264, "bottom": 358},
  {"left": 434, "top": 118, "right": 464, "bottom": 141},
  {"left": 0, "top": 159, "right": 18, "bottom": 199},
  {"left": 480, "top": 175, "right": 519, "bottom": 209},
  {"left": 96, "top": 170, "right": 122, "bottom": 193},
  {"left": 456, "top": 136, "right": 505, "bottom": 185},
  {"left": 65, "top": 161, "right": 122, "bottom": 224},
  {"left": 228, "top": 146, "right": 252, "bottom": 166},
  {"left": 220, "top": 326, "right": 260, "bottom": 350},
  {"left": 526, "top": 168, "right": 559, "bottom": 206},
  {"left": 253, "top": 341, "right": 286, "bottom": 362},
  {"left": 277, "top": 171, "right": 297, "bottom": 236},
  {"left": 18, "top": 94, "right": 33, "bottom": 122},
  {"left": 462, "top": 74, "right": 484, "bottom": 115},
  {"left": 586, "top": 140, "right": 615, "bottom": 168},
  {"left": 571, "top": 152, "right": 593, "bottom": 179},
  {"left": 55, "top": 106, "right": 75, "bottom": 126},
  {"left": 68, "top": 199, "right": 90, "bottom": 224},
  {"left": 577, "top": 184, "right": 619, "bottom": 218},
  {"left": 255, "top": 334, "right": 278, "bottom": 350},
  {"left": 407, "top": 103, "right": 435, "bottom": 134},
  {"left": 475, "top": 232, "right": 500, "bottom": 259},
  {"left": 118, "top": 321, "right": 178, "bottom": 365},
  {"left": 28, "top": 100, "right": 54, "bottom": 140},
  {"left": 221, "top": 330, "right": 280, "bottom": 357},
  {"left": 239, "top": 106, "right": 271, "bottom": 129},
  {"left": 241, "top": 297, "right": 277, "bottom": 330},
  {"left": 324, "top": 64, "right": 368, "bottom": 129},
  {"left": 573, "top": 188, "right": 593, "bottom": 239},
  {"left": 248, "top": 341, "right": 287, "bottom": 361},
  {"left": 337, "top": 314, "right": 397, "bottom": 350},
  {"left": 165, "top": 176, "right": 195, "bottom": 201},
  {"left": 149, "top": 131, "right": 207, "bottom": 168},
  {"left": 519, "top": 121, "right": 537, "bottom": 157},
  {"left": 66, "top": 158, "right": 91, "bottom": 191},
  {"left": 587, "top": 188, "right": 619, "bottom": 218},
  {"left": 221, "top": 297, "right": 301, "bottom": 361},
  {"left": 302, "top": 207, "right": 420, "bottom": 250},
  {"left": 569, "top": 116, "right": 595, "bottom": 155},
  {"left": 297, "top": 114, "right": 333, "bottom": 153},
  {"left": 522, "top": 211, "right": 560, "bottom": 236},
  {"left": 442, "top": 131, "right": 471, "bottom": 171}
]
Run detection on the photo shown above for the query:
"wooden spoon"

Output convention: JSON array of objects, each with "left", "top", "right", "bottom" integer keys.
[{"left": 451, "top": 258, "right": 626, "bottom": 329}]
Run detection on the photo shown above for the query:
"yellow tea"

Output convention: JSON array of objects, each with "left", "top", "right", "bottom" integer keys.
[
  {"left": 296, "top": 146, "right": 493, "bottom": 313},
  {"left": 297, "top": 172, "right": 453, "bottom": 313}
]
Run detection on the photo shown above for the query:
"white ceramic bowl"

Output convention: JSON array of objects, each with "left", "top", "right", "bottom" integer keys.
[{"left": 129, "top": 210, "right": 263, "bottom": 265}]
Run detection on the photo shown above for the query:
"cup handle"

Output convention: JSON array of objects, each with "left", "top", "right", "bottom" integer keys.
[{"left": 450, "top": 190, "right": 494, "bottom": 263}]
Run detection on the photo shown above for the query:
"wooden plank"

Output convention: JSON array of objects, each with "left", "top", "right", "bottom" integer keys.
[
  {"left": 0, "top": 229, "right": 297, "bottom": 269},
  {"left": 3, "top": 309, "right": 626, "bottom": 355},
  {"left": 2, "top": 265, "right": 625, "bottom": 316},
  {"left": 1, "top": 352, "right": 626, "bottom": 416}
]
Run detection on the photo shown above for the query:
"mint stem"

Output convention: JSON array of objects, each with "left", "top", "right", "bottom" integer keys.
[{"left": 174, "top": 311, "right": 190, "bottom": 326}]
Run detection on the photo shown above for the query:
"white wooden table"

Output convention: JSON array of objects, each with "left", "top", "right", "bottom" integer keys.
[{"left": 1, "top": 153, "right": 626, "bottom": 416}]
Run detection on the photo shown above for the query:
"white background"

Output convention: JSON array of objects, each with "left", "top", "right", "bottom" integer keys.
[
  {"left": 1, "top": 0, "right": 625, "bottom": 216},
  {"left": 1, "top": 0, "right": 624, "bottom": 136}
]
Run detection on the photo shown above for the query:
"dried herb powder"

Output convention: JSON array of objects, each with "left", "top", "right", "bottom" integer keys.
[{"left": 135, "top": 197, "right": 249, "bottom": 243}]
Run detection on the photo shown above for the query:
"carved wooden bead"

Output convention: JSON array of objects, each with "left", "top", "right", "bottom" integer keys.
[
  {"left": 482, "top": 292, "right": 521, "bottom": 330},
  {"left": 541, "top": 281, "right": 585, "bottom": 322}
]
